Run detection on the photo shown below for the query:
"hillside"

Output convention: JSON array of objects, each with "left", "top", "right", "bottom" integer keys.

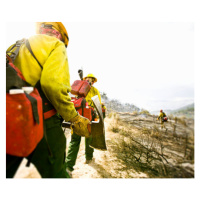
[
  {"left": 150, "top": 103, "right": 194, "bottom": 119},
  {"left": 169, "top": 103, "right": 194, "bottom": 118},
  {"left": 101, "top": 93, "right": 140, "bottom": 112},
  {"left": 101, "top": 93, "right": 194, "bottom": 119}
]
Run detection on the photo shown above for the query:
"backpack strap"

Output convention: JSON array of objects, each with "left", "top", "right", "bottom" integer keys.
[
  {"left": 34, "top": 81, "right": 56, "bottom": 114},
  {"left": 25, "top": 39, "right": 43, "bottom": 69},
  {"left": 7, "top": 39, "right": 26, "bottom": 62},
  {"left": 6, "top": 38, "right": 42, "bottom": 69},
  {"left": 25, "top": 39, "right": 56, "bottom": 116},
  {"left": 24, "top": 40, "right": 55, "bottom": 166}
]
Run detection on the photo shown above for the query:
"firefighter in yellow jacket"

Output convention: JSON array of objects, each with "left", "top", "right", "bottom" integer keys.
[
  {"left": 6, "top": 22, "right": 91, "bottom": 178},
  {"left": 101, "top": 102, "right": 107, "bottom": 119},
  {"left": 157, "top": 109, "right": 168, "bottom": 129},
  {"left": 65, "top": 73, "right": 101, "bottom": 177}
]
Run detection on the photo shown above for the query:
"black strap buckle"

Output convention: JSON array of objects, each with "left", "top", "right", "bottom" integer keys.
[{"left": 16, "top": 39, "right": 25, "bottom": 47}]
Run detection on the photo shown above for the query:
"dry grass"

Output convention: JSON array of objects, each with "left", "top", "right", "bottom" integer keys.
[
  {"left": 107, "top": 112, "right": 194, "bottom": 178},
  {"left": 108, "top": 112, "right": 121, "bottom": 133},
  {"left": 139, "top": 109, "right": 151, "bottom": 115},
  {"left": 132, "top": 110, "right": 139, "bottom": 115}
]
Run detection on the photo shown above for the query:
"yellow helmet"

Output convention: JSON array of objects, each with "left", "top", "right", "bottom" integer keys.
[
  {"left": 36, "top": 22, "right": 69, "bottom": 47},
  {"left": 83, "top": 73, "right": 97, "bottom": 83}
]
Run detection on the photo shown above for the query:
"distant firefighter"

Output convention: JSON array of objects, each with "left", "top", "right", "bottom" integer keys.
[
  {"left": 157, "top": 110, "right": 168, "bottom": 129},
  {"left": 101, "top": 102, "right": 107, "bottom": 119}
]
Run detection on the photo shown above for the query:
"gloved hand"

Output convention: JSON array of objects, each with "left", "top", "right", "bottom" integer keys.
[{"left": 69, "top": 113, "right": 91, "bottom": 138}]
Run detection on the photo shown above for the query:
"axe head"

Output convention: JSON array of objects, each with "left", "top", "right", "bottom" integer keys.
[{"left": 90, "top": 95, "right": 107, "bottom": 151}]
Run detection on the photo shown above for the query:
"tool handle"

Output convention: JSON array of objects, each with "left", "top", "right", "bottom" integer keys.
[
  {"left": 78, "top": 69, "right": 83, "bottom": 80},
  {"left": 62, "top": 121, "right": 91, "bottom": 135},
  {"left": 62, "top": 122, "right": 72, "bottom": 128}
]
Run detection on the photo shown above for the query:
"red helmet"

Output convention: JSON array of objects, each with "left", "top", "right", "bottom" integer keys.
[{"left": 160, "top": 110, "right": 163, "bottom": 112}]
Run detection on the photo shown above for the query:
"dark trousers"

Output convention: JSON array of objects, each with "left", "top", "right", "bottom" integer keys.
[
  {"left": 6, "top": 115, "right": 69, "bottom": 178},
  {"left": 65, "top": 133, "right": 94, "bottom": 171}
]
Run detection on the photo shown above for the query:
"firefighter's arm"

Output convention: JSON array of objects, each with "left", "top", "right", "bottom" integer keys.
[
  {"left": 40, "top": 41, "right": 77, "bottom": 122},
  {"left": 96, "top": 88, "right": 102, "bottom": 104},
  {"left": 40, "top": 43, "right": 91, "bottom": 137}
]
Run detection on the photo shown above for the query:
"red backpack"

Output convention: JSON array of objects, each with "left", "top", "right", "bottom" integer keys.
[
  {"left": 6, "top": 39, "right": 43, "bottom": 157},
  {"left": 71, "top": 80, "right": 91, "bottom": 97},
  {"left": 71, "top": 97, "right": 94, "bottom": 121},
  {"left": 70, "top": 70, "right": 94, "bottom": 121}
]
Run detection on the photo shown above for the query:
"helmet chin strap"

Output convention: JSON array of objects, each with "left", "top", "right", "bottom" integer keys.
[{"left": 86, "top": 78, "right": 94, "bottom": 86}]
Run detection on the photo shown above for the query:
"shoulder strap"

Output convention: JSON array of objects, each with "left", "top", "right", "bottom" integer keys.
[
  {"left": 7, "top": 39, "right": 26, "bottom": 62},
  {"left": 25, "top": 40, "right": 55, "bottom": 113},
  {"left": 6, "top": 38, "right": 43, "bottom": 71},
  {"left": 25, "top": 40, "right": 43, "bottom": 69}
]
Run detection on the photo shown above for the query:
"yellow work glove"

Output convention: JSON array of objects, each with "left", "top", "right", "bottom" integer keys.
[{"left": 69, "top": 113, "right": 91, "bottom": 138}]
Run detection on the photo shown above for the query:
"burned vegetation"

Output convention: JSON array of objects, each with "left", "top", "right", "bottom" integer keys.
[{"left": 106, "top": 111, "right": 194, "bottom": 178}]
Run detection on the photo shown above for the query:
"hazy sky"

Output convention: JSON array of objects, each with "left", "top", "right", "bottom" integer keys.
[{"left": 6, "top": 22, "right": 194, "bottom": 111}]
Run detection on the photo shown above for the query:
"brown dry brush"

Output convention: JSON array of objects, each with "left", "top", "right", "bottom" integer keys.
[
  {"left": 109, "top": 118, "right": 194, "bottom": 178},
  {"left": 169, "top": 117, "right": 194, "bottom": 161},
  {"left": 179, "top": 118, "right": 194, "bottom": 160},
  {"left": 109, "top": 126, "right": 170, "bottom": 177}
]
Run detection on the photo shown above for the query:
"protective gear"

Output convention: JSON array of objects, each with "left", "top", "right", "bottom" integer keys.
[
  {"left": 39, "top": 27, "right": 63, "bottom": 41},
  {"left": 158, "top": 112, "right": 166, "bottom": 119},
  {"left": 7, "top": 34, "right": 77, "bottom": 122},
  {"left": 36, "top": 22, "right": 69, "bottom": 47},
  {"left": 6, "top": 29, "right": 73, "bottom": 179},
  {"left": 85, "top": 86, "right": 101, "bottom": 107},
  {"left": 101, "top": 103, "right": 106, "bottom": 109},
  {"left": 83, "top": 73, "right": 97, "bottom": 83},
  {"left": 7, "top": 115, "right": 70, "bottom": 178},
  {"left": 163, "top": 117, "right": 168, "bottom": 122},
  {"left": 69, "top": 113, "right": 91, "bottom": 138},
  {"left": 102, "top": 104, "right": 106, "bottom": 119},
  {"left": 102, "top": 105, "right": 106, "bottom": 110},
  {"left": 65, "top": 83, "right": 101, "bottom": 171}
]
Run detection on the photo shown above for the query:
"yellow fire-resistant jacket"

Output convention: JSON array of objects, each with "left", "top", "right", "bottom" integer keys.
[
  {"left": 158, "top": 112, "right": 166, "bottom": 119},
  {"left": 102, "top": 105, "right": 106, "bottom": 111},
  {"left": 85, "top": 86, "right": 101, "bottom": 107},
  {"left": 6, "top": 34, "right": 77, "bottom": 121}
]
